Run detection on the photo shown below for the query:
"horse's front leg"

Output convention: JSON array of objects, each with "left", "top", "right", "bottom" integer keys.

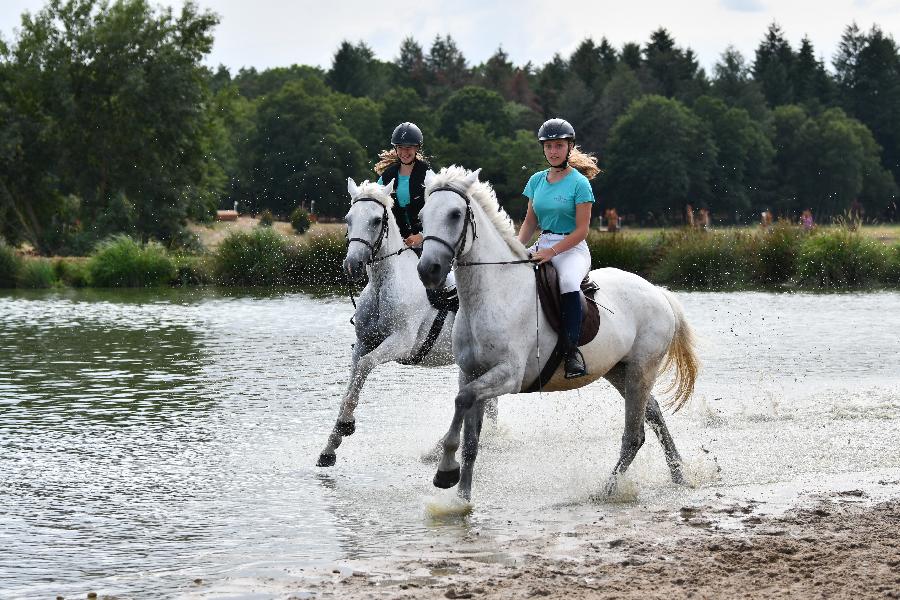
[
  {"left": 317, "top": 332, "right": 411, "bottom": 467},
  {"left": 434, "top": 364, "right": 520, "bottom": 497}
]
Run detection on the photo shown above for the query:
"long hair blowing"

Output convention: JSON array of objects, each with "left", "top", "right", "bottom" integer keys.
[
  {"left": 374, "top": 148, "right": 427, "bottom": 175},
  {"left": 568, "top": 145, "right": 601, "bottom": 180}
]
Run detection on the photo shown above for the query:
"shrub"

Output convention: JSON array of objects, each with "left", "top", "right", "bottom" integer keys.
[
  {"left": 17, "top": 258, "right": 56, "bottom": 289},
  {"left": 287, "top": 229, "right": 346, "bottom": 285},
  {"left": 745, "top": 221, "right": 805, "bottom": 285},
  {"left": 586, "top": 231, "right": 657, "bottom": 275},
  {"left": 796, "top": 229, "right": 889, "bottom": 288},
  {"left": 172, "top": 254, "right": 214, "bottom": 286},
  {"left": 258, "top": 209, "right": 274, "bottom": 228},
  {"left": 883, "top": 243, "right": 900, "bottom": 286},
  {"left": 0, "top": 238, "right": 21, "bottom": 288},
  {"left": 87, "top": 235, "right": 176, "bottom": 287},
  {"left": 290, "top": 206, "right": 312, "bottom": 234},
  {"left": 54, "top": 258, "right": 91, "bottom": 288},
  {"left": 653, "top": 229, "right": 750, "bottom": 288},
  {"left": 215, "top": 227, "right": 289, "bottom": 286}
]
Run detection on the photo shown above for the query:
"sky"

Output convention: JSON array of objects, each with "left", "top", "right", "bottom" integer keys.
[{"left": 2, "top": 0, "right": 899, "bottom": 74}]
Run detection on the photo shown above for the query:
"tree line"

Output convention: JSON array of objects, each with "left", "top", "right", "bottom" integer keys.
[{"left": 2, "top": 0, "right": 899, "bottom": 255}]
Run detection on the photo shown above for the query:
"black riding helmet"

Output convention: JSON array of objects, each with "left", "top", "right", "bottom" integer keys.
[
  {"left": 537, "top": 118, "right": 575, "bottom": 169},
  {"left": 391, "top": 122, "right": 424, "bottom": 147}
]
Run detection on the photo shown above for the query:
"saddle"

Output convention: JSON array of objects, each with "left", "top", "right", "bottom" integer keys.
[{"left": 534, "top": 263, "right": 600, "bottom": 346}]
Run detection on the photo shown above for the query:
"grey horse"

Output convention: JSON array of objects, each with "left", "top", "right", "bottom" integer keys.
[{"left": 416, "top": 166, "right": 700, "bottom": 501}]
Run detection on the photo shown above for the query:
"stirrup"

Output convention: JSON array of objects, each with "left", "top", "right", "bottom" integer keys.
[{"left": 564, "top": 348, "right": 587, "bottom": 379}]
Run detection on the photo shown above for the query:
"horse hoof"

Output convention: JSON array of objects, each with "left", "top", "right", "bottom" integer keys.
[
  {"left": 317, "top": 453, "right": 336, "bottom": 467},
  {"left": 336, "top": 420, "right": 356, "bottom": 437},
  {"left": 433, "top": 467, "right": 461, "bottom": 489}
]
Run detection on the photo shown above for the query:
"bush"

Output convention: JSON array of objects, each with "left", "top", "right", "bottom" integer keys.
[
  {"left": 290, "top": 206, "right": 312, "bottom": 234},
  {"left": 87, "top": 235, "right": 176, "bottom": 287},
  {"left": 745, "top": 221, "right": 805, "bottom": 285},
  {"left": 586, "top": 231, "right": 657, "bottom": 275},
  {"left": 653, "top": 229, "right": 750, "bottom": 288},
  {"left": 258, "top": 209, "right": 274, "bottom": 228},
  {"left": 287, "top": 229, "right": 347, "bottom": 285},
  {"left": 54, "top": 258, "right": 91, "bottom": 288},
  {"left": 172, "top": 254, "right": 214, "bottom": 286},
  {"left": 17, "top": 258, "right": 56, "bottom": 289},
  {"left": 797, "top": 229, "right": 890, "bottom": 288},
  {"left": 0, "top": 238, "right": 21, "bottom": 288},
  {"left": 215, "top": 228, "right": 290, "bottom": 286},
  {"left": 883, "top": 243, "right": 900, "bottom": 286}
]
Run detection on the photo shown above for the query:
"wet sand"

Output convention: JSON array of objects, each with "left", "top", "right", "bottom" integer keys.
[{"left": 303, "top": 491, "right": 900, "bottom": 599}]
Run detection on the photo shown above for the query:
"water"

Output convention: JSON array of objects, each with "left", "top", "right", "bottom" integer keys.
[{"left": 1, "top": 288, "right": 898, "bottom": 598}]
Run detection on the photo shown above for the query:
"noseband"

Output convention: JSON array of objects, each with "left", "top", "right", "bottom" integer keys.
[{"left": 422, "top": 186, "right": 477, "bottom": 263}]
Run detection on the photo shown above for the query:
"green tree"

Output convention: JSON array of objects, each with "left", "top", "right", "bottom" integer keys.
[
  {"left": 327, "top": 40, "right": 388, "bottom": 98},
  {"left": 245, "top": 81, "right": 367, "bottom": 217},
  {"left": 753, "top": 22, "right": 795, "bottom": 107},
  {"left": 437, "top": 86, "right": 512, "bottom": 141},
  {"left": 1, "top": 0, "right": 222, "bottom": 252},
  {"left": 693, "top": 96, "right": 774, "bottom": 217},
  {"left": 601, "top": 95, "right": 717, "bottom": 222},
  {"left": 710, "top": 46, "right": 769, "bottom": 120},
  {"left": 792, "top": 37, "right": 833, "bottom": 107}
]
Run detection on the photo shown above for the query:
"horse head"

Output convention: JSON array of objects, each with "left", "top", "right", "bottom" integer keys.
[
  {"left": 344, "top": 177, "right": 395, "bottom": 282},
  {"left": 417, "top": 167, "right": 481, "bottom": 289}
]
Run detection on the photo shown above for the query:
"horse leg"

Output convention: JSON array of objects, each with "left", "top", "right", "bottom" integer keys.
[
  {"left": 605, "top": 364, "right": 687, "bottom": 485},
  {"left": 458, "top": 399, "right": 487, "bottom": 501},
  {"left": 317, "top": 333, "right": 408, "bottom": 467},
  {"left": 645, "top": 394, "right": 686, "bottom": 484},
  {"left": 434, "top": 364, "right": 519, "bottom": 495},
  {"left": 600, "top": 363, "right": 654, "bottom": 496}
]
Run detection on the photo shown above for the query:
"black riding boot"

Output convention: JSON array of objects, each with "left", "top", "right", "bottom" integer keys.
[{"left": 560, "top": 291, "right": 587, "bottom": 379}]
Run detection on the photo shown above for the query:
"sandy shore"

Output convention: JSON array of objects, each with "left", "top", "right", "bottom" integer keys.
[{"left": 302, "top": 491, "right": 900, "bottom": 599}]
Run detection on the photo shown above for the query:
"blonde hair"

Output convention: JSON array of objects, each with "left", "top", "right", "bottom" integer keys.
[
  {"left": 374, "top": 148, "right": 427, "bottom": 175},
  {"left": 567, "top": 145, "right": 601, "bottom": 180}
]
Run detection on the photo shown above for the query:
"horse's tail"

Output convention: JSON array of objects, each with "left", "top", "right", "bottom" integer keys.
[{"left": 659, "top": 289, "right": 700, "bottom": 412}]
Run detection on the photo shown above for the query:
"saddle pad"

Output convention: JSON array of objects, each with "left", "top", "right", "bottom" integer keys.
[{"left": 534, "top": 263, "right": 600, "bottom": 346}]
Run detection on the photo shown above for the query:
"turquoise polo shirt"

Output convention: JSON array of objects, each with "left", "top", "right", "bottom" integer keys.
[
  {"left": 377, "top": 175, "right": 411, "bottom": 207},
  {"left": 523, "top": 169, "right": 595, "bottom": 233}
]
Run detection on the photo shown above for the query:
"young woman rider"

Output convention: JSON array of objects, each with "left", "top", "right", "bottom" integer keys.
[{"left": 516, "top": 118, "right": 600, "bottom": 379}]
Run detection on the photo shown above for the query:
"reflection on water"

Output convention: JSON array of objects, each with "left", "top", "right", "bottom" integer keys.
[{"left": 1, "top": 288, "right": 898, "bottom": 598}]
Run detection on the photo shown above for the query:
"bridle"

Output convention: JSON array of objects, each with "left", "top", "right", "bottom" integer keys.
[
  {"left": 421, "top": 186, "right": 477, "bottom": 266},
  {"left": 346, "top": 198, "right": 409, "bottom": 265}
]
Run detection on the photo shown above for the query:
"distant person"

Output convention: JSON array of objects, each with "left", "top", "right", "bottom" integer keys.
[
  {"left": 605, "top": 207, "right": 619, "bottom": 232},
  {"left": 801, "top": 209, "right": 815, "bottom": 230},
  {"left": 374, "top": 122, "right": 431, "bottom": 249},
  {"left": 698, "top": 208, "right": 711, "bottom": 230},
  {"left": 685, "top": 203, "right": 695, "bottom": 228},
  {"left": 761, "top": 209, "right": 773, "bottom": 229},
  {"left": 516, "top": 118, "right": 599, "bottom": 379}
]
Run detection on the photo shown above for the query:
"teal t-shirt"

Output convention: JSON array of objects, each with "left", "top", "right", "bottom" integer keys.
[
  {"left": 522, "top": 169, "right": 595, "bottom": 233},
  {"left": 377, "top": 174, "right": 411, "bottom": 207}
]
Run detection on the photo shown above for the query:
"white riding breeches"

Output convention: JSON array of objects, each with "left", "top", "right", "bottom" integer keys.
[{"left": 530, "top": 233, "right": 591, "bottom": 294}]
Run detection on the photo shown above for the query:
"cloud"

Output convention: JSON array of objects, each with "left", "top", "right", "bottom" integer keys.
[{"left": 720, "top": 0, "right": 766, "bottom": 11}]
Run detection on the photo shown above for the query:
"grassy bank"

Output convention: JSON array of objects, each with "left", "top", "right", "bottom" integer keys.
[{"left": 1, "top": 223, "right": 898, "bottom": 292}]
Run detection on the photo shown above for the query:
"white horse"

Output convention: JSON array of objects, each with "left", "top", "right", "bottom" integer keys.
[
  {"left": 317, "top": 177, "right": 495, "bottom": 468},
  {"left": 416, "top": 166, "right": 700, "bottom": 500}
]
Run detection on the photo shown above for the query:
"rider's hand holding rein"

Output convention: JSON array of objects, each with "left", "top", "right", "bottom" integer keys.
[
  {"left": 404, "top": 233, "right": 424, "bottom": 247},
  {"left": 528, "top": 204, "right": 591, "bottom": 264}
]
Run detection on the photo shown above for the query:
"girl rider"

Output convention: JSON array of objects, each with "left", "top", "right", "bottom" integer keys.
[
  {"left": 516, "top": 118, "right": 600, "bottom": 379},
  {"left": 375, "top": 122, "right": 431, "bottom": 250}
]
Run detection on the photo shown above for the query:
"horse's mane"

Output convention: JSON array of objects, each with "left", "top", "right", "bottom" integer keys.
[
  {"left": 427, "top": 165, "right": 529, "bottom": 259},
  {"left": 352, "top": 180, "right": 394, "bottom": 210}
]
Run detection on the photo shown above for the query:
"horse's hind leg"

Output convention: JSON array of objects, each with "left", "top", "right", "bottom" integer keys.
[
  {"left": 600, "top": 363, "right": 655, "bottom": 495},
  {"left": 645, "top": 394, "right": 686, "bottom": 484},
  {"left": 458, "top": 400, "right": 487, "bottom": 501},
  {"left": 484, "top": 397, "right": 499, "bottom": 425}
]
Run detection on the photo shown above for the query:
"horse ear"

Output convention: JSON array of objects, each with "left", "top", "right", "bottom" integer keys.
[
  {"left": 381, "top": 178, "right": 395, "bottom": 195},
  {"left": 347, "top": 177, "right": 359, "bottom": 199},
  {"left": 462, "top": 168, "right": 481, "bottom": 189},
  {"left": 424, "top": 169, "right": 436, "bottom": 189}
]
